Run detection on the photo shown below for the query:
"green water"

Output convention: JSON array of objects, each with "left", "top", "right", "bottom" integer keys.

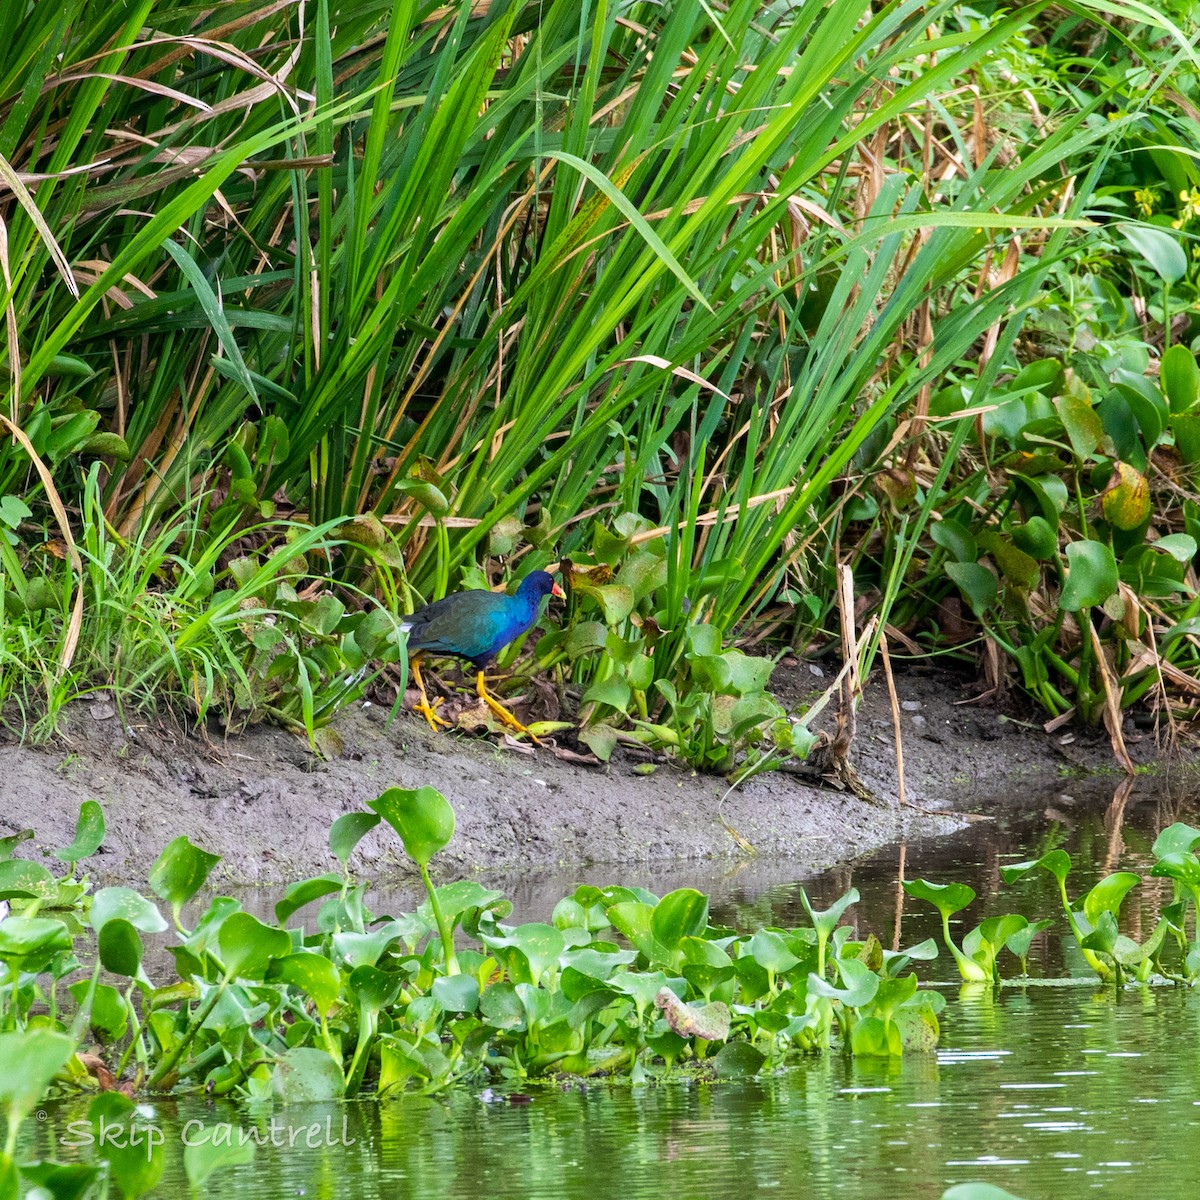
[{"left": 24, "top": 783, "right": 1200, "bottom": 1199}]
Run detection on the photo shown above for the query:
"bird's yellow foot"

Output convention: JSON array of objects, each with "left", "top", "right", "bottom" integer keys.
[
  {"left": 413, "top": 695, "right": 451, "bottom": 732},
  {"left": 476, "top": 672, "right": 543, "bottom": 746}
]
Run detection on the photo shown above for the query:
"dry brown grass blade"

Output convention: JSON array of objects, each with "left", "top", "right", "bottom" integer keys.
[
  {"left": 880, "top": 630, "right": 906, "bottom": 808},
  {"left": 0, "top": 152, "right": 79, "bottom": 299},
  {"left": 0, "top": 414, "right": 83, "bottom": 675},
  {"left": 1088, "top": 621, "right": 1134, "bottom": 775}
]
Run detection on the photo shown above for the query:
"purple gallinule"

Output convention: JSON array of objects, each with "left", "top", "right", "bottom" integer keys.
[{"left": 401, "top": 570, "right": 565, "bottom": 742}]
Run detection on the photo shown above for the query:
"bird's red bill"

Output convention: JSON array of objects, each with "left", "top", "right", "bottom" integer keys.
[{"left": 551, "top": 582, "right": 566, "bottom": 599}]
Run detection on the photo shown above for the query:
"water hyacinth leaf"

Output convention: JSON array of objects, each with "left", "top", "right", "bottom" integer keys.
[
  {"left": 269, "top": 952, "right": 341, "bottom": 1018},
  {"left": 148, "top": 836, "right": 221, "bottom": 921},
  {"left": 1080, "top": 909, "right": 1119, "bottom": 958},
  {"left": 1082, "top": 873, "right": 1140, "bottom": 923},
  {"left": 1120, "top": 222, "right": 1188, "bottom": 283},
  {"left": 275, "top": 873, "right": 345, "bottom": 923},
  {"left": 0, "top": 1029, "right": 73, "bottom": 1123},
  {"left": 808, "top": 958, "right": 879, "bottom": 1008},
  {"left": 945, "top": 561, "right": 998, "bottom": 617},
  {"left": 479, "top": 981, "right": 526, "bottom": 1031},
  {"left": 582, "top": 674, "right": 632, "bottom": 711},
  {"left": 747, "top": 930, "right": 800, "bottom": 975},
  {"left": 90, "top": 887, "right": 167, "bottom": 934},
  {"left": 17, "top": 1161, "right": 101, "bottom": 1199},
  {"left": 1000, "top": 849, "right": 1072, "bottom": 886},
  {"left": 502, "top": 923, "right": 566, "bottom": 985},
  {"left": 98, "top": 917, "right": 144, "bottom": 978},
  {"left": 575, "top": 582, "right": 636, "bottom": 624},
  {"left": 930, "top": 518, "right": 977, "bottom": 563},
  {"left": 218, "top": 912, "right": 292, "bottom": 979},
  {"left": 800, "top": 887, "right": 860, "bottom": 938},
  {"left": 942, "top": 1184, "right": 1027, "bottom": 1200},
  {"left": 273, "top": 1046, "right": 346, "bottom": 1102},
  {"left": 183, "top": 1133, "right": 256, "bottom": 1191},
  {"left": 1060, "top": 540, "right": 1119, "bottom": 611},
  {"left": 432, "top": 974, "right": 480, "bottom": 1014},
  {"left": 421, "top": 880, "right": 510, "bottom": 929},
  {"left": 54, "top": 799, "right": 105, "bottom": 863},
  {"left": 612, "top": 970, "right": 673, "bottom": 1018},
  {"left": 370, "top": 786, "right": 454, "bottom": 870},
  {"left": 650, "top": 889, "right": 710, "bottom": 951},
  {"left": 1150, "top": 852, "right": 1200, "bottom": 887},
  {"left": 901, "top": 880, "right": 975, "bottom": 919},
  {"left": 0, "top": 828, "right": 33, "bottom": 861},
  {"left": 0, "top": 916, "right": 71, "bottom": 972},
  {"left": 329, "top": 811, "right": 382, "bottom": 867},
  {"left": 1011, "top": 516, "right": 1058, "bottom": 560},
  {"left": 351, "top": 963, "right": 402, "bottom": 1014},
  {"left": 68, "top": 981, "right": 129, "bottom": 1041},
  {"left": 1004, "top": 918, "right": 1053, "bottom": 963},
  {"left": 607, "top": 901, "right": 660, "bottom": 962},
  {"left": 711, "top": 1041, "right": 766, "bottom": 1078},
  {"left": 1152, "top": 823, "right": 1200, "bottom": 858},
  {"left": 86, "top": 1093, "right": 166, "bottom": 1199},
  {"left": 979, "top": 914, "right": 1028, "bottom": 948},
  {"left": 0, "top": 858, "right": 55, "bottom": 899}
]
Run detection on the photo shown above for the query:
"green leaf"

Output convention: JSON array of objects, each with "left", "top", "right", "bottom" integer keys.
[
  {"left": 543, "top": 149, "right": 713, "bottom": 313},
  {"left": 1081, "top": 873, "right": 1140, "bottom": 924},
  {"left": 99, "top": 918, "right": 144, "bottom": 978},
  {"left": 650, "top": 889, "right": 710, "bottom": 951},
  {"left": 1059, "top": 540, "right": 1118, "bottom": 611},
  {"left": 269, "top": 951, "right": 341, "bottom": 1017},
  {"left": 369, "top": 786, "right": 455, "bottom": 869},
  {"left": 275, "top": 873, "right": 345, "bottom": 923},
  {"left": 0, "top": 1029, "right": 74, "bottom": 1122},
  {"left": 329, "top": 811, "right": 381, "bottom": 867},
  {"left": 1000, "top": 849, "right": 1073, "bottom": 887},
  {"left": 746, "top": 929, "right": 800, "bottom": 974},
  {"left": 901, "top": 879, "right": 975, "bottom": 920},
  {"left": 88, "top": 1093, "right": 166, "bottom": 1200},
  {"left": 942, "top": 1185, "right": 1027, "bottom": 1200},
  {"left": 432, "top": 974, "right": 480, "bottom": 1014},
  {"left": 711, "top": 1041, "right": 766, "bottom": 1078},
  {"left": 1162, "top": 344, "right": 1200, "bottom": 414},
  {"left": 808, "top": 958, "right": 879, "bottom": 1007},
  {"left": 799, "top": 887, "right": 860, "bottom": 938},
  {"left": 1053, "top": 390, "right": 1104, "bottom": 460},
  {"left": 930, "top": 518, "right": 977, "bottom": 564},
  {"left": 273, "top": 1046, "right": 345, "bottom": 1102},
  {"left": 945, "top": 561, "right": 998, "bottom": 616},
  {"left": 1120, "top": 222, "right": 1187, "bottom": 283},
  {"left": 1153, "top": 823, "right": 1200, "bottom": 858},
  {"left": 54, "top": 799, "right": 105, "bottom": 862},
  {"left": 148, "top": 836, "right": 221, "bottom": 922},
  {"left": 0, "top": 858, "right": 55, "bottom": 900},
  {"left": 90, "top": 887, "right": 167, "bottom": 934},
  {"left": 183, "top": 1132, "right": 256, "bottom": 1191},
  {"left": 218, "top": 912, "right": 292, "bottom": 980},
  {"left": 0, "top": 916, "right": 71, "bottom": 970}
]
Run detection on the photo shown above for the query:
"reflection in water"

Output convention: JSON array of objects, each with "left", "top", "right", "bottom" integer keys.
[
  {"left": 28, "top": 986, "right": 1200, "bottom": 1200},
  {"left": 24, "top": 778, "right": 1200, "bottom": 1199}
]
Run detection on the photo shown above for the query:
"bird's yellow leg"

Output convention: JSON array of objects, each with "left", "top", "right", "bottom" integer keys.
[
  {"left": 411, "top": 655, "right": 450, "bottom": 730},
  {"left": 476, "top": 671, "right": 542, "bottom": 745}
]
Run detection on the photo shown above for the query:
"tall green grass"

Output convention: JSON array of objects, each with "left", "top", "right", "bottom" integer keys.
[{"left": 0, "top": 0, "right": 1189, "bottom": 738}]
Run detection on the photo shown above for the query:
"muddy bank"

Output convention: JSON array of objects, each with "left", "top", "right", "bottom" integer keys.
[{"left": 0, "top": 665, "right": 1185, "bottom": 887}]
